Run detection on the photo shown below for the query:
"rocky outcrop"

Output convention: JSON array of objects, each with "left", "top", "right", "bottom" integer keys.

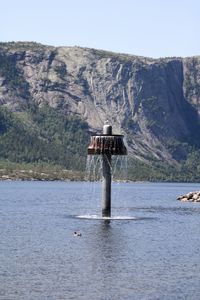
[
  {"left": 0, "top": 42, "right": 200, "bottom": 164},
  {"left": 177, "top": 191, "right": 200, "bottom": 202}
]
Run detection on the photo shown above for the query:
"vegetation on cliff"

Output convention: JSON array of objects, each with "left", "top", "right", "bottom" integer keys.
[
  {"left": 0, "top": 42, "right": 200, "bottom": 181},
  {"left": 0, "top": 104, "right": 200, "bottom": 181},
  {"left": 0, "top": 105, "right": 89, "bottom": 179}
]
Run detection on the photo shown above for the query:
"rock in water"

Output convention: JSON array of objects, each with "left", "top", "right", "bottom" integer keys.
[{"left": 177, "top": 191, "right": 200, "bottom": 202}]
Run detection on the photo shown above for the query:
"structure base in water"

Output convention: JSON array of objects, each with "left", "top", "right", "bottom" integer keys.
[{"left": 76, "top": 214, "right": 137, "bottom": 220}]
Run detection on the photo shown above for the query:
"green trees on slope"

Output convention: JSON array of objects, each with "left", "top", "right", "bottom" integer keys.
[
  {"left": 0, "top": 105, "right": 89, "bottom": 171},
  {"left": 1, "top": 104, "right": 200, "bottom": 181}
]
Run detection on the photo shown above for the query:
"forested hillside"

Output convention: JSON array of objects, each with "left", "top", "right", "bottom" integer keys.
[
  {"left": 0, "top": 105, "right": 90, "bottom": 179},
  {"left": 0, "top": 42, "right": 200, "bottom": 181}
]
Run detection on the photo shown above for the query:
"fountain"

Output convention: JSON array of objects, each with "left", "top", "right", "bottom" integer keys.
[{"left": 87, "top": 124, "right": 127, "bottom": 218}]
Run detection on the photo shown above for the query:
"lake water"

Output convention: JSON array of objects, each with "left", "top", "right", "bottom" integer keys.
[{"left": 1, "top": 181, "right": 200, "bottom": 300}]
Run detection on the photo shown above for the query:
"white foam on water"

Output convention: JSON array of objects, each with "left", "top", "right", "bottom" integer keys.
[{"left": 76, "top": 214, "right": 137, "bottom": 220}]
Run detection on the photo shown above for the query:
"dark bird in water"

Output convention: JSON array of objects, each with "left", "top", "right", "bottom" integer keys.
[{"left": 74, "top": 231, "right": 82, "bottom": 237}]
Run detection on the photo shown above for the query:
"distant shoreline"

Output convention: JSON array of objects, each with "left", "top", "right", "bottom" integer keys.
[
  {"left": 0, "top": 169, "right": 85, "bottom": 182},
  {"left": 0, "top": 172, "right": 199, "bottom": 184}
]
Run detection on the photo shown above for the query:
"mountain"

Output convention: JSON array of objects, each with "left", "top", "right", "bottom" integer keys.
[{"left": 0, "top": 41, "right": 200, "bottom": 181}]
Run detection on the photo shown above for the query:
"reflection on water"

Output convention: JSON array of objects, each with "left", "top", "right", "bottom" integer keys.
[
  {"left": 129, "top": 205, "right": 200, "bottom": 215},
  {"left": 87, "top": 222, "right": 119, "bottom": 294},
  {"left": 1, "top": 181, "right": 200, "bottom": 299}
]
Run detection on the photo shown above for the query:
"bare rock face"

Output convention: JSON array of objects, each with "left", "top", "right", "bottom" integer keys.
[
  {"left": 183, "top": 57, "right": 200, "bottom": 114},
  {"left": 177, "top": 191, "right": 200, "bottom": 202},
  {"left": 0, "top": 42, "right": 200, "bottom": 164}
]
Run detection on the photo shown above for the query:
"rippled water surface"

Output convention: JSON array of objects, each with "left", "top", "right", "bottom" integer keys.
[{"left": 1, "top": 181, "right": 200, "bottom": 299}]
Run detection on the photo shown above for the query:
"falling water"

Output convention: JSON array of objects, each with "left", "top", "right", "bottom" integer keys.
[
  {"left": 85, "top": 155, "right": 128, "bottom": 183},
  {"left": 80, "top": 154, "right": 129, "bottom": 219},
  {"left": 78, "top": 123, "right": 130, "bottom": 219}
]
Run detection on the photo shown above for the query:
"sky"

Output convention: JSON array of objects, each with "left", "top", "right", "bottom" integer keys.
[{"left": 1, "top": 0, "right": 199, "bottom": 58}]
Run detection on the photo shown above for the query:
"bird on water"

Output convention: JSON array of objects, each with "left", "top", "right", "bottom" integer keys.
[{"left": 73, "top": 231, "right": 82, "bottom": 237}]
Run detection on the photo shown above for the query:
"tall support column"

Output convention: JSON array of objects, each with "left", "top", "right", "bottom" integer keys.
[
  {"left": 87, "top": 123, "right": 127, "bottom": 219},
  {"left": 102, "top": 153, "right": 112, "bottom": 217}
]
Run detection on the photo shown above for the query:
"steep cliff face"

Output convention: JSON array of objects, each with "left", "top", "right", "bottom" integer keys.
[
  {"left": 183, "top": 56, "right": 200, "bottom": 112},
  {"left": 0, "top": 42, "right": 200, "bottom": 164}
]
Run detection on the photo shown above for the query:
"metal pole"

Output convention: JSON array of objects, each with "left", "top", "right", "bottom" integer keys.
[
  {"left": 102, "top": 123, "right": 112, "bottom": 218},
  {"left": 102, "top": 153, "right": 111, "bottom": 217}
]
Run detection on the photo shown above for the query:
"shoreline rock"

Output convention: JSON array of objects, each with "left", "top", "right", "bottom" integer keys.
[{"left": 177, "top": 191, "right": 200, "bottom": 202}]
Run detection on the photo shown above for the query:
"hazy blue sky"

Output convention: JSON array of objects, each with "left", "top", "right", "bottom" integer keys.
[{"left": 1, "top": 0, "right": 199, "bottom": 58}]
